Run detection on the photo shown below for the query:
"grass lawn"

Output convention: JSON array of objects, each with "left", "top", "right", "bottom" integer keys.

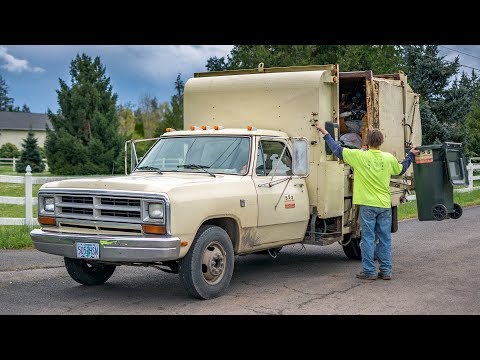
[
  {"left": 0, "top": 225, "right": 37, "bottom": 249},
  {"left": 0, "top": 183, "right": 43, "bottom": 197},
  {"left": 0, "top": 165, "right": 50, "bottom": 176},
  {"left": 0, "top": 204, "right": 38, "bottom": 217},
  {"left": 398, "top": 188, "right": 480, "bottom": 220}
]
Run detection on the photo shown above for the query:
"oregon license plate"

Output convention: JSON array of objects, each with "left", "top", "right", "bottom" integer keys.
[{"left": 76, "top": 242, "right": 99, "bottom": 259}]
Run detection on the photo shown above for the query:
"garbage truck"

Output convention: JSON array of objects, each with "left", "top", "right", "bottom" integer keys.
[{"left": 31, "top": 64, "right": 423, "bottom": 299}]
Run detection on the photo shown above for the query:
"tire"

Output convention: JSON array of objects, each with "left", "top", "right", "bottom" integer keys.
[
  {"left": 179, "top": 225, "right": 234, "bottom": 300},
  {"left": 449, "top": 203, "right": 463, "bottom": 219},
  {"left": 64, "top": 257, "right": 116, "bottom": 285},
  {"left": 432, "top": 204, "right": 448, "bottom": 221},
  {"left": 342, "top": 234, "right": 362, "bottom": 260}
]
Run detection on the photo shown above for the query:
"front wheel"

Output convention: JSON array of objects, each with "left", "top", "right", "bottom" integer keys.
[
  {"left": 64, "top": 257, "right": 116, "bottom": 285},
  {"left": 342, "top": 234, "right": 362, "bottom": 260},
  {"left": 179, "top": 225, "right": 234, "bottom": 300}
]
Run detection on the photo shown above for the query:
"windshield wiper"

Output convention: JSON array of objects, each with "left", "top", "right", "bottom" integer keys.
[
  {"left": 177, "top": 164, "right": 216, "bottom": 177},
  {"left": 136, "top": 166, "right": 163, "bottom": 174}
]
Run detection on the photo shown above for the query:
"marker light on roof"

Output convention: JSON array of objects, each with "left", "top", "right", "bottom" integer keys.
[
  {"left": 213, "top": 125, "right": 224, "bottom": 130},
  {"left": 190, "top": 125, "right": 201, "bottom": 130},
  {"left": 247, "top": 125, "right": 257, "bottom": 131},
  {"left": 202, "top": 125, "right": 212, "bottom": 130},
  {"left": 166, "top": 128, "right": 176, "bottom": 132}
]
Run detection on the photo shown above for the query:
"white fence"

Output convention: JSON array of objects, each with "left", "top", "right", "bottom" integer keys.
[
  {"left": 0, "top": 166, "right": 76, "bottom": 226},
  {"left": 0, "top": 157, "right": 48, "bottom": 172},
  {"left": 455, "top": 157, "right": 480, "bottom": 193}
]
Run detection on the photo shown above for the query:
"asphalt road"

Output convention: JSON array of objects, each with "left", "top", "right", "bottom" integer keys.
[{"left": 1, "top": 206, "right": 479, "bottom": 315}]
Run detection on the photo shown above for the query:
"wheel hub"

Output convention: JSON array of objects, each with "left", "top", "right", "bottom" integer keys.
[{"left": 202, "top": 242, "right": 226, "bottom": 285}]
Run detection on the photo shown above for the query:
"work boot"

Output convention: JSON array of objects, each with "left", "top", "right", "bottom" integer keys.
[
  {"left": 377, "top": 272, "right": 392, "bottom": 280},
  {"left": 355, "top": 272, "right": 377, "bottom": 280}
]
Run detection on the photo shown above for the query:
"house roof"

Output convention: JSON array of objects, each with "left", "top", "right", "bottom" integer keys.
[{"left": 0, "top": 111, "right": 52, "bottom": 131}]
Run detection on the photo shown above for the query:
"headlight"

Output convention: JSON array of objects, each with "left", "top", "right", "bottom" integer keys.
[
  {"left": 148, "top": 203, "right": 164, "bottom": 219},
  {"left": 44, "top": 197, "right": 55, "bottom": 212}
]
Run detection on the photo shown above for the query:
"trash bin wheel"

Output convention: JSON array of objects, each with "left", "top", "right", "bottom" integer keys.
[
  {"left": 431, "top": 204, "right": 448, "bottom": 221},
  {"left": 449, "top": 203, "right": 463, "bottom": 219}
]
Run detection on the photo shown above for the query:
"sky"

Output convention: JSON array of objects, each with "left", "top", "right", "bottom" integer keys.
[
  {"left": 0, "top": 45, "right": 234, "bottom": 113},
  {"left": 1, "top": 45, "right": 479, "bottom": 114}
]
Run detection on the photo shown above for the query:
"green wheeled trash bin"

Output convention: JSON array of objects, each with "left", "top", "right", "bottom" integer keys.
[{"left": 413, "top": 142, "right": 469, "bottom": 221}]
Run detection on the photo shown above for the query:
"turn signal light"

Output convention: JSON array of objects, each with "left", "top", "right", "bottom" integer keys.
[
  {"left": 38, "top": 216, "right": 56, "bottom": 226},
  {"left": 142, "top": 224, "right": 166, "bottom": 235}
]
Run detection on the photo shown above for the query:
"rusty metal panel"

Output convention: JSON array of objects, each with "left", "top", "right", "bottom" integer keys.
[
  {"left": 339, "top": 71, "right": 372, "bottom": 80},
  {"left": 376, "top": 79, "right": 404, "bottom": 160}
]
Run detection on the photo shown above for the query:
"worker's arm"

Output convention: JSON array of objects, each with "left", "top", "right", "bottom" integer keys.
[
  {"left": 314, "top": 125, "right": 344, "bottom": 160},
  {"left": 397, "top": 147, "right": 420, "bottom": 175}
]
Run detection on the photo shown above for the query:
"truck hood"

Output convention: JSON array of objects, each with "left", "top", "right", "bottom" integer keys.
[{"left": 41, "top": 172, "right": 238, "bottom": 193}]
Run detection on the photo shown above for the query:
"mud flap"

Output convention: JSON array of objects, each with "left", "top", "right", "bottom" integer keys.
[{"left": 391, "top": 205, "right": 398, "bottom": 233}]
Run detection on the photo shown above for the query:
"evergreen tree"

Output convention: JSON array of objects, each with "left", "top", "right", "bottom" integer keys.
[
  {"left": 465, "top": 89, "right": 480, "bottom": 157},
  {"left": 155, "top": 74, "right": 184, "bottom": 135},
  {"left": 45, "top": 54, "right": 124, "bottom": 175},
  {"left": 16, "top": 130, "right": 45, "bottom": 173},
  {"left": 418, "top": 102, "right": 447, "bottom": 144},
  {"left": 21, "top": 104, "right": 30, "bottom": 112},
  {"left": 400, "top": 46, "right": 479, "bottom": 145},
  {"left": 206, "top": 45, "right": 401, "bottom": 74},
  {"left": 400, "top": 45, "right": 459, "bottom": 102},
  {"left": 0, "top": 74, "right": 14, "bottom": 111}
]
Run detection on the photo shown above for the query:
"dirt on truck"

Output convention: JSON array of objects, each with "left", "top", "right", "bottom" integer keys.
[{"left": 30, "top": 64, "right": 422, "bottom": 299}]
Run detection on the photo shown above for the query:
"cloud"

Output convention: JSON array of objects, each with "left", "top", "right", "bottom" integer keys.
[
  {"left": 0, "top": 46, "right": 45, "bottom": 73},
  {"left": 121, "top": 45, "right": 233, "bottom": 81}
]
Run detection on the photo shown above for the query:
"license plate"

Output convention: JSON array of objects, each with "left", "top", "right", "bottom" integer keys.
[{"left": 76, "top": 242, "right": 99, "bottom": 259}]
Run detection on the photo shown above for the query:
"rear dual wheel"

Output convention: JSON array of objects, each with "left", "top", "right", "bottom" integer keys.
[{"left": 342, "top": 234, "right": 362, "bottom": 260}]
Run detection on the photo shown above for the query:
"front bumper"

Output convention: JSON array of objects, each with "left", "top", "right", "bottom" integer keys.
[{"left": 30, "top": 229, "right": 181, "bottom": 262}]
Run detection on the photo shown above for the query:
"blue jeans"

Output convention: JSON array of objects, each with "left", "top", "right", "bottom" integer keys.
[{"left": 359, "top": 205, "right": 392, "bottom": 276}]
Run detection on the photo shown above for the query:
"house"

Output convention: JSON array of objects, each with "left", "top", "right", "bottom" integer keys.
[{"left": 0, "top": 111, "right": 52, "bottom": 149}]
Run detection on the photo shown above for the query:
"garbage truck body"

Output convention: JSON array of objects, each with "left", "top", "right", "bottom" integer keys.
[{"left": 30, "top": 64, "right": 422, "bottom": 299}]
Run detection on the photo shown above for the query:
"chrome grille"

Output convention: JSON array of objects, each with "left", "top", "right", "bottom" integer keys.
[
  {"left": 100, "top": 209, "right": 141, "bottom": 218},
  {"left": 62, "top": 196, "right": 93, "bottom": 204},
  {"left": 101, "top": 198, "right": 140, "bottom": 207},
  {"left": 56, "top": 194, "right": 145, "bottom": 223},
  {"left": 62, "top": 207, "right": 94, "bottom": 215}
]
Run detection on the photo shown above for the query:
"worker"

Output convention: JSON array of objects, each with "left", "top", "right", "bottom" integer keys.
[{"left": 315, "top": 124, "right": 420, "bottom": 280}]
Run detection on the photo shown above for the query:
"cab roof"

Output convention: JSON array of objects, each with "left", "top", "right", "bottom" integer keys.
[{"left": 161, "top": 128, "right": 288, "bottom": 138}]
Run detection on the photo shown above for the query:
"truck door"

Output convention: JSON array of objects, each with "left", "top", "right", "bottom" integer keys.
[{"left": 252, "top": 137, "right": 310, "bottom": 245}]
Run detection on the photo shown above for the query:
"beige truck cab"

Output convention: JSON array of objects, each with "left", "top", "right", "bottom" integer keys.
[{"left": 31, "top": 64, "right": 421, "bottom": 299}]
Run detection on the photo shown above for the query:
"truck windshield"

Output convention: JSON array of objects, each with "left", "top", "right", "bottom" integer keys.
[{"left": 136, "top": 136, "right": 251, "bottom": 175}]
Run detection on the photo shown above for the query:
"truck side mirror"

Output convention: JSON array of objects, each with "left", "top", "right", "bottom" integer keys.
[{"left": 292, "top": 138, "right": 309, "bottom": 177}]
